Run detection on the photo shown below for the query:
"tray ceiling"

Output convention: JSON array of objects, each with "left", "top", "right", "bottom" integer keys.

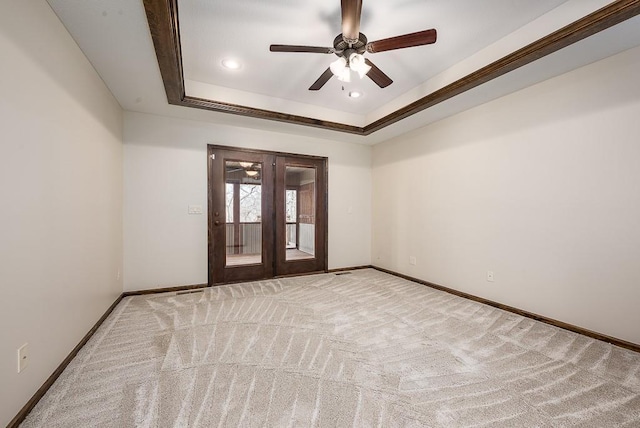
[{"left": 47, "top": 0, "right": 640, "bottom": 143}]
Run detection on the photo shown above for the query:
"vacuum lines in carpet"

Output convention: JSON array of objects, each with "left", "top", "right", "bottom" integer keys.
[{"left": 21, "top": 269, "right": 640, "bottom": 427}]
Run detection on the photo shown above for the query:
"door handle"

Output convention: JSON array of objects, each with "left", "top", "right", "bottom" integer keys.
[{"left": 214, "top": 220, "right": 220, "bottom": 226}]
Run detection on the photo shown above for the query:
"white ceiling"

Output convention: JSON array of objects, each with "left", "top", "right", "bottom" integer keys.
[
  {"left": 180, "top": 0, "right": 567, "bottom": 116},
  {"left": 46, "top": 0, "right": 640, "bottom": 144}
]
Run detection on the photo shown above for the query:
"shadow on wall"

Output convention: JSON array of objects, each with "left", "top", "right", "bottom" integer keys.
[
  {"left": 123, "top": 111, "right": 373, "bottom": 171},
  {"left": 0, "top": 2, "right": 122, "bottom": 141},
  {"left": 374, "top": 43, "right": 640, "bottom": 166}
]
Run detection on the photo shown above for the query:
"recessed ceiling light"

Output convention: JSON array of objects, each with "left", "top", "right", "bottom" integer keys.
[
  {"left": 348, "top": 91, "right": 362, "bottom": 99},
  {"left": 221, "top": 58, "right": 241, "bottom": 70}
]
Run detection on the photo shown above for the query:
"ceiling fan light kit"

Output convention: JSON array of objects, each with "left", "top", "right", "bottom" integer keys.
[
  {"left": 349, "top": 53, "right": 371, "bottom": 78},
  {"left": 329, "top": 52, "right": 370, "bottom": 82},
  {"left": 269, "top": 0, "right": 437, "bottom": 91},
  {"left": 329, "top": 56, "right": 349, "bottom": 82}
]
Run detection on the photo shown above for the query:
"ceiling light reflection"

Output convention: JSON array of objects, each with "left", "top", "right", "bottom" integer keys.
[{"left": 221, "top": 58, "right": 241, "bottom": 70}]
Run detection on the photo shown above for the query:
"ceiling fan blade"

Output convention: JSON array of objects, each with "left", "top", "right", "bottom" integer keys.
[
  {"left": 366, "top": 29, "right": 437, "bottom": 53},
  {"left": 309, "top": 68, "right": 334, "bottom": 91},
  {"left": 365, "top": 59, "right": 392, "bottom": 88},
  {"left": 341, "top": 0, "right": 362, "bottom": 43},
  {"left": 270, "top": 45, "right": 334, "bottom": 54}
]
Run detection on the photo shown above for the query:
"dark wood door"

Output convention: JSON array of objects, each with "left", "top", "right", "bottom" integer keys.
[
  {"left": 275, "top": 156, "right": 327, "bottom": 276},
  {"left": 208, "top": 147, "right": 275, "bottom": 284},
  {"left": 208, "top": 146, "right": 327, "bottom": 284}
]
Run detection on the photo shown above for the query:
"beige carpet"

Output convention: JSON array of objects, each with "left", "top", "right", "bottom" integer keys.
[{"left": 21, "top": 269, "right": 640, "bottom": 427}]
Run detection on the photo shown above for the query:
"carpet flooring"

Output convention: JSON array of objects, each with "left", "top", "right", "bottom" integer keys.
[{"left": 21, "top": 269, "right": 640, "bottom": 427}]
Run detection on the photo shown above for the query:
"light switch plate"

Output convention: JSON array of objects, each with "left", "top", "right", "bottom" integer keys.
[{"left": 188, "top": 205, "right": 203, "bottom": 215}]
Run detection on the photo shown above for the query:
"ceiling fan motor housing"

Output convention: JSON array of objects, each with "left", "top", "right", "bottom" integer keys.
[{"left": 334, "top": 33, "right": 368, "bottom": 58}]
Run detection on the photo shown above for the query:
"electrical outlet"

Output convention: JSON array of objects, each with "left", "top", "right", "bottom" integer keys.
[
  {"left": 409, "top": 256, "right": 417, "bottom": 266},
  {"left": 18, "top": 343, "right": 29, "bottom": 373},
  {"left": 487, "top": 271, "right": 495, "bottom": 282},
  {"left": 116, "top": 269, "right": 121, "bottom": 281}
]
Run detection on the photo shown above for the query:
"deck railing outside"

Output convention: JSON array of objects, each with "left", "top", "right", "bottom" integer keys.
[{"left": 226, "top": 222, "right": 301, "bottom": 254}]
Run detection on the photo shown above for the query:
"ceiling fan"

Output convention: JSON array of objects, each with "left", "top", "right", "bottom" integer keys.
[{"left": 270, "top": 0, "right": 437, "bottom": 91}]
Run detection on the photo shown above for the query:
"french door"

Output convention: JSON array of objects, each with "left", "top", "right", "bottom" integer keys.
[{"left": 208, "top": 145, "right": 327, "bottom": 284}]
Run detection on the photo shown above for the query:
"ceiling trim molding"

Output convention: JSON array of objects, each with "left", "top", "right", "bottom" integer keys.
[
  {"left": 363, "top": 0, "right": 640, "bottom": 135},
  {"left": 143, "top": 0, "right": 640, "bottom": 136},
  {"left": 183, "top": 95, "right": 365, "bottom": 134},
  {"left": 144, "top": 0, "right": 185, "bottom": 103}
]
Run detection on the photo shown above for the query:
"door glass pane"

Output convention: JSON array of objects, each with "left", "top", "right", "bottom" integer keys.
[
  {"left": 285, "top": 166, "right": 315, "bottom": 261},
  {"left": 225, "top": 161, "right": 262, "bottom": 266},
  {"left": 225, "top": 183, "right": 234, "bottom": 222}
]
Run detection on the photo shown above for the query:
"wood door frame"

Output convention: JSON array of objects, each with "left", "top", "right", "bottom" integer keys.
[{"left": 207, "top": 144, "right": 328, "bottom": 285}]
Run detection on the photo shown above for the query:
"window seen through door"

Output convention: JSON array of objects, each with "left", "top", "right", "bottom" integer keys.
[
  {"left": 285, "top": 166, "right": 316, "bottom": 261},
  {"left": 225, "top": 161, "right": 263, "bottom": 266}
]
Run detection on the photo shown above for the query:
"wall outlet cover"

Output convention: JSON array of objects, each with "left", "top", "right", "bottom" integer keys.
[{"left": 18, "top": 343, "right": 29, "bottom": 373}]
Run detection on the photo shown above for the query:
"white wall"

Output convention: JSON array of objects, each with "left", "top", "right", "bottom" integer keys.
[
  {"left": 372, "top": 45, "right": 640, "bottom": 345},
  {"left": 0, "top": 2, "right": 123, "bottom": 426},
  {"left": 123, "top": 112, "right": 372, "bottom": 291}
]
